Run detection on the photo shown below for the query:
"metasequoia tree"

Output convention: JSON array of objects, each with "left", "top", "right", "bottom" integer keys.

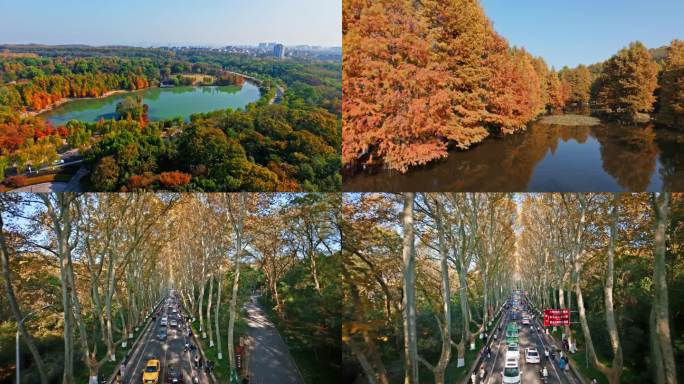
[
  {"left": 656, "top": 40, "right": 684, "bottom": 130},
  {"left": 343, "top": 0, "right": 552, "bottom": 172},
  {"left": 594, "top": 41, "right": 658, "bottom": 121}
]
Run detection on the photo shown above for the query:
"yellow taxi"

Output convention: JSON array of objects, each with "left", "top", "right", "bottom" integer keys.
[{"left": 142, "top": 359, "right": 161, "bottom": 383}]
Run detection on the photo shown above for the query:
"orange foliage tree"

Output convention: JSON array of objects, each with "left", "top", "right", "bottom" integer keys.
[
  {"left": 159, "top": 171, "right": 192, "bottom": 189},
  {"left": 343, "top": 0, "right": 552, "bottom": 172}
]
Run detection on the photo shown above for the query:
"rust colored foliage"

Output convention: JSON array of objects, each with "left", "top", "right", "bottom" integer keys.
[
  {"left": 127, "top": 173, "right": 157, "bottom": 190},
  {"left": 657, "top": 40, "right": 684, "bottom": 129},
  {"left": 343, "top": 0, "right": 550, "bottom": 172},
  {"left": 4, "top": 175, "right": 28, "bottom": 188},
  {"left": 159, "top": 171, "right": 192, "bottom": 188}
]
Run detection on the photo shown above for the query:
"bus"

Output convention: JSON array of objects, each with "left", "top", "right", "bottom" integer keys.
[{"left": 506, "top": 322, "right": 519, "bottom": 344}]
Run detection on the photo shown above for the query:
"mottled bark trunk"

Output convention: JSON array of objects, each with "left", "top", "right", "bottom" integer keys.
[
  {"left": 207, "top": 275, "right": 214, "bottom": 346},
  {"left": 0, "top": 213, "right": 49, "bottom": 384},
  {"left": 401, "top": 193, "right": 418, "bottom": 384},
  {"left": 651, "top": 193, "right": 677, "bottom": 384}
]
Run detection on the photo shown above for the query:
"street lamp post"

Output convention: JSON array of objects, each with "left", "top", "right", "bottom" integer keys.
[{"left": 16, "top": 304, "right": 52, "bottom": 384}]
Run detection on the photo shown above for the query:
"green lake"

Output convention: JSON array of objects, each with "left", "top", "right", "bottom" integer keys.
[{"left": 41, "top": 82, "right": 261, "bottom": 125}]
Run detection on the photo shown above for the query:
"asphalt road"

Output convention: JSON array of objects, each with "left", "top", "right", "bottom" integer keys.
[
  {"left": 245, "top": 295, "right": 303, "bottom": 384},
  {"left": 478, "top": 307, "right": 576, "bottom": 384},
  {"left": 121, "top": 296, "right": 210, "bottom": 383}
]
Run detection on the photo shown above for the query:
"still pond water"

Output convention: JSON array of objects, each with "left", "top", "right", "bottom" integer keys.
[
  {"left": 343, "top": 120, "right": 684, "bottom": 192},
  {"left": 41, "top": 83, "right": 261, "bottom": 125}
]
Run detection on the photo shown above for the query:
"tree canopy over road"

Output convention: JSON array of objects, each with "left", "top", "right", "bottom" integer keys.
[
  {"left": 342, "top": 193, "right": 683, "bottom": 384},
  {"left": 0, "top": 192, "right": 341, "bottom": 384}
]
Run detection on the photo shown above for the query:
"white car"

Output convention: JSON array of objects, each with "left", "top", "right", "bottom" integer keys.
[
  {"left": 160, "top": 316, "right": 168, "bottom": 326},
  {"left": 522, "top": 317, "right": 530, "bottom": 325},
  {"left": 502, "top": 359, "right": 522, "bottom": 384},
  {"left": 506, "top": 343, "right": 521, "bottom": 361},
  {"left": 170, "top": 319, "right": 178, "bottom": 328},
  {"left": 525, "top": 347, "right": 541, "bottom": 363}
]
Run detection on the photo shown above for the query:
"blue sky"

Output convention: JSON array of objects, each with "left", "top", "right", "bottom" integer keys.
[
  {"left": 0, "top": 0, "right": 341, "bottom": 47},
  {"left": 481, "top": 0, "right": 684, "bottom": 68}
]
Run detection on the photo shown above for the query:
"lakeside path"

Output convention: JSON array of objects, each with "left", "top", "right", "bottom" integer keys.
[{"left": 245, "top": 295, "right": 303, "bottom": 384}]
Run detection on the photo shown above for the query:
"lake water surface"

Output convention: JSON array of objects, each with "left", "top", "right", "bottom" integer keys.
[
  {"left": 41, "top": 83, "right": 261, "bottom": 125},
  {"left": 343, "top": 120, "right": 684, "bottom": 192}
]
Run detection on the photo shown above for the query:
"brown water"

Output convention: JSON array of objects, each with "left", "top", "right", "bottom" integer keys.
[{"left": 342, "top": 121, "right": 684, "bottom": 192}]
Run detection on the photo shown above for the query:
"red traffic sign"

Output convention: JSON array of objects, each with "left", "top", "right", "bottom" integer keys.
[{"left": 543, "top": 308, "right": 570, "bottom": 326}]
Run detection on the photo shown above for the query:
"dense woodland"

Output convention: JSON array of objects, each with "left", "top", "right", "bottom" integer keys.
[
  {"left": 0, "top": 192, "right": 340, "bottom": 384},
  {"left": 0, "top": 46, "right": 342, "bottom": 191},
  {"left": 342, "top": 0, "right": 684, "bottom": 172},
  {"left": 342, "top": 193, "right": 683, "bottom": 384}
]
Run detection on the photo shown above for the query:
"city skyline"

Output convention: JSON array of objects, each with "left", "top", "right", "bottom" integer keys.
[{"left": 0, "top": 0, "right": 341, "bottom": 48}]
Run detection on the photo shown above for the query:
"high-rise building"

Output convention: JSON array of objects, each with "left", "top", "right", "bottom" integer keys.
[{"left": 273, "top": 44, "right": 285, "bottom": 59}]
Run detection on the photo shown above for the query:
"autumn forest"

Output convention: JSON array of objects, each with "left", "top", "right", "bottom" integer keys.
[{"left": 342, "top": 0, "right": 684, "bottom": 176}]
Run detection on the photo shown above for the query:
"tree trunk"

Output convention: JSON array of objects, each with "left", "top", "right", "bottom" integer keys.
[
  {"left": 651, "top": 193, "right": 677, "bottom": 384},
  {"left": 602, "top": 193, "right": 623, "bottom": 383},
  {"left": 199, "top": 238, "right": 207, "bottom": 338},
  {"left": 207, "top": 275, "right": 214, "bottom": 347},
  {"left": 215, "top": 274, "right": 223, "bottom": 359},
  {"left": 432, "top": 199, "right": 452, "bottom": 384},
  {"left": 0, "top": 212, "right": 49, "bottom": 384},
  {"left": 227, "top": 193, "right": 246, "bottom": 373},
  {"left": 401, "top": 193, "right": 418, "bottom": 384}
]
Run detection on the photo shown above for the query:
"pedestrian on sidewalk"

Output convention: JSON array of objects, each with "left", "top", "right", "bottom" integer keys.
[
  {"left": 194, "top": 354, "right": 200, "bottom": 368},
  {"left": 119, "top": 363, "right": 125, "bottom": 380},
  {"left": 199, "top": 355, "right": 204, "bottom": 369},
  {"left": 471, "top": 372, "right": 477, "bottom": 384},
  {"left": 479, "top": 366, "right": 485, "bottom": 380}
]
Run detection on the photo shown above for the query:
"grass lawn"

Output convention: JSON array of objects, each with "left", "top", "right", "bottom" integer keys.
[{"left": 190, "top": 310, "right": 249, "bottom": 382}]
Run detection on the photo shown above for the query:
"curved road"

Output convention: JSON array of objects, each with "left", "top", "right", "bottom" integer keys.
[{"left": 245, "top": 295, "right": 303, "bottom": 384}]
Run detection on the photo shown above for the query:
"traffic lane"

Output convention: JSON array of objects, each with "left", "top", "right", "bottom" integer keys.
[
  {"left": 483, "top": 317, "right": 563, "bottom": 384},
  {"left": 126, "top": 314, "right": 166, "bottom": 382},
  {"left": 518, "top": 323, "right": 563, "bottom": 384},
  {"left": 482, "top": 311, "right": 511, "bottom": 384}
]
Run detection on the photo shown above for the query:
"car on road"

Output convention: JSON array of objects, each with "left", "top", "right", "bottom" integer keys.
[
  {"left": 506, "top": 343, "right": 521, "bottom": 361},
  {"left": 525, "top": 347, "right": 541, "bottom": 363},
  {"left": 522, "top": 317, "right": 530, "bottom": 325},
  {"left": 502, "top": 359, "right": 522, "bottom": 384},
  {"left": 157, "top": 328, "right": 167, "bottom": 341},
  {"left": 142, "top": 359, "right": 161, "bottom": 384},
  {"left": 166, "top": 364, "right": 183, "bottom": 383},
  {"left": 170, "top": 319, "right": 178, "bottom": 328},
  {"left": 160, "top": 316, "right": 168, "bottom": 326}
]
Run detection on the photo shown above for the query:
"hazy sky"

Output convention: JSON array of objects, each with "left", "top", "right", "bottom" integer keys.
[
  {"left": 481, "top": 0, "right": 684, "bottom": 69},
  {"left": 0, "top": 0, "right": 341, "bottom": 47}
]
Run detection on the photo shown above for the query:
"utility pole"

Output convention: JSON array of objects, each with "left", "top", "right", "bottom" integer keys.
[{"left": 16, "top": 305, "right": 52, "bottom": 384}]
